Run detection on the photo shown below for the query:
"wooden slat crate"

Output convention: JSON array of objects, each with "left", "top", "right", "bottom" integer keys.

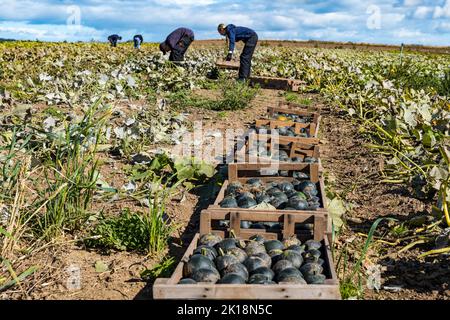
[
  {"left": 232, "top": 129, "right": 320, "bottom": 162},
  {"left": 221, "top": 163, "right": 332, "bottom": 234},
  {"left": 233, "top": 135, "right": 321, "bottom": 165},
  {"left": 267, "top": 106, "right": 321, "bottom": 126},
  {"left": 153, "top": 210, "right": 340, "bottom": 300},
  {"left": 200, "top": 209, "right": 326, "bottom": 242},
  {"left": 255, "top": 118, "right": 320, "bottom": 139},
  {"left": 249, "top": 76, "right": 305, "bottom": 92},
  {"left": 277, "top": 101, "right": 323, "bottom": 113},
  {"left": 228, "top": 162, "right": 320, "bottom": 185},
  {"left": 210, "top": 163, "right": 331, "bottom": 233},
  {"left": 250, "top": 133, "right": 320, "bottom": 145},
  {"left": 216, "top": 59, "right": 240, "bottom": 70}
]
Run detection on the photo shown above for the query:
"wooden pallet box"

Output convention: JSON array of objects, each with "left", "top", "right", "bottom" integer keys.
[
  {"left": 249, "top": 76, "right": 305, "bottom": 92},
  {"left": 210, "top": 163, "right": 331, "bottom": 234},
  {"left": 233, "top": 135, "right": 321, "bottom": 166},
  {"left": 153, "top": 210, "right": 340, "bottom": 300},
  {"left": 267, "top": 106, "right": 321, "bottom": 125},
  {"left": 255, "top": 118, "right": 320, "bottom": 139},
  {"left": 216, "top": 59, "right": 240, "bottom": 70},
  {"left": 277, "top": 101, "right": 323, "bottom": 113}
]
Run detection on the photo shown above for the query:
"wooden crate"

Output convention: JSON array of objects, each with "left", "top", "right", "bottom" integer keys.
[
  {"left": 234, "top": 135, "right": 321, "bottom": 164},
  {"left": 200, "top": 209, "right": 326, "bottom": 242},
  {"left": 216, "top": 59, "right": 240, "bottom": 70},
  {"left": 215, "top": 163, "right": 331, "bottom": 234},
  {"left": 250, "top": 133, "right": 320, "bottom": 145},
  {"left": 199, "top": 209, "right": 327, "bottom": 240},
  {"left": 228, "top": 162, "right": 320, "bottom": 185},
  {"left": 249, "top": 76, "right": 305, "bottom": 92},
  {"left": 153, "top": 211, "right": 340, "bottom": 300},
  {"left": 255, "top": 118, "right": 319, "bottom": 139},
  {"left": 267, "top": 106, "right": 321, "bottom": 126},
  {"left": 277, "top": 101, "right": 323, "bottom": 113}
]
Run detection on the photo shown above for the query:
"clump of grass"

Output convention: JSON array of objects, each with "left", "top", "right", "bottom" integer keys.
[
  {"left": 213, "top": 80, "right": 259, "bottom": 111},
  {"left": 166, "top": 80, "right": 259, "bottom": 112},
  {"left": 86, "top": 209, "right": 154, "bottom": 252},
  {"left": 285, "top": 92, "right": 312, "bottom": 106},
  {"left": 29, "top": 99, "right": 111, "bottom": 240},
  {"left": 86, "top": 173, "right": 184, "bottom": 255}
]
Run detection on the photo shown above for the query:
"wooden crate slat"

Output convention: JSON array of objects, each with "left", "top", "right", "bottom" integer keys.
[
  {"left": 254, "top": 133, "right": 320, "bottom": 145},
  {"left": 153, "top": 280, "right": 340, "bottom": 300},
  {"left": 228, "top": 162, "right": 320, "bottom": 183},
  {"left": 203, "top": 209, "right": 326, "bottom": 240},
  {"left": 254, "top": 119, "right": 318, "bottom": 138},
  {"left": 233, "top": 132, "right": 321, "bottom": 164}
]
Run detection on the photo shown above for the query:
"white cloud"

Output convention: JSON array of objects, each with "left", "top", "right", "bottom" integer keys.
[
  {"left": 414, "top": 6, "right": 434, "bottom": 19},
  {"left": 306, "top": 27, "right": 358, "bottom": 40},
  {"left": 153, "top": 0, "right": 216, "bottom": 6},
  {"left": 393, "top": 28, "right": 424, "bottom": 38},
  {"left": 404, "top": 0, "right": 422, "bottom": 6},
  {"left": 291, "top": 9, "right": 357, "bottom": 28},
  {"left": 0, "top": 21, "right": 106, "bottom": 41},
  {"left": 433, "top": 0, "right": 450, "bottom": 18},
  {"left": 269, "top": 15, "right": 299, "bottom": 30}
]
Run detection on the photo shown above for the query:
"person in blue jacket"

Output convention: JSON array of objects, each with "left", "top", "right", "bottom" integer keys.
[
  {"left": 159, "top": 27, "right": 195, "bottom": 62},
  {"left": 133, "top": 35, "right": 143, "bottom": 49},
  {"left": 218, "top": 24, "right": 258, "bottom": 81}
]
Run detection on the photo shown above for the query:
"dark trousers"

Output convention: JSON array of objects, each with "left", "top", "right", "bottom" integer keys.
[
  {"left": 170, "top": 35, "right": 194, "bottom": 62},
  {"left": 239, "top": 34, "right": 258, "bottom": 80}
]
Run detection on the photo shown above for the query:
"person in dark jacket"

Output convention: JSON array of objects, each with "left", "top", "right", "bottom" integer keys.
[
  {"left": 133, "top": 35, "right": 144, "bottom": 49},
  {"left": 218, "top": 24, "right": 258, "bottom": 81},
  {"left": 108, "top": 34, "right": 122, "bottom": 47},
  {"left": 159, "top": 27, "right": 195, "bottom": 62}
]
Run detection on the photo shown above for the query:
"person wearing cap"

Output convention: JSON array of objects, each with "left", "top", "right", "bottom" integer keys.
[
  {"left": 133, "top": 34, "right": 144, "bottom": 49},
  {"left": 217, "top": 24, "right": 258, "bottom": 81},
  {"left": 108, "top": 34, "right": 122, "bottom": 47},
  {"left": 159, "top": 27, "right": 195, "bottom": 62}
]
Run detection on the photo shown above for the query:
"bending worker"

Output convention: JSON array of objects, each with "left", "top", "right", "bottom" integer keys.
[
  {"left": 133, "top": 34, "right": 144, "bottom": 49},
  {"left": 159, "top": 27, "right": 195, "bottom": 62},
  {"left": 218, "top": 24, "right": 258, "bottom": 81},
  {"left": 108, "top": 34, "right": 122, "bottom": 47}
]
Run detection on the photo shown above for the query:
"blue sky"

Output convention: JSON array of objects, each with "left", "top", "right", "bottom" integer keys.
[{"left": 0, "top": 0, "right": 449, "bottom": 45}]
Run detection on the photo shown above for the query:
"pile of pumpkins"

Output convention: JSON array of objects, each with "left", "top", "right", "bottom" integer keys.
[
  {"left": 219, "top": 178, "right": 322, "bottom": 211},
  {"left": 179, "top": 233, "right": 326, "bottom": 285}
]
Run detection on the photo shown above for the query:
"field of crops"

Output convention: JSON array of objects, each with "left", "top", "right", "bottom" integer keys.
[{"left": 0, "top": 41, "right": 449, "bottom": 300}]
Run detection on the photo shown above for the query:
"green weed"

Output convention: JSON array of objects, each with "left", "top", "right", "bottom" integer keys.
[
  {"left": 285, "top": 92, "right": 312, "bottom": 105},
  {"left": 140, "top": 257, "right": 175, "bottom": 281}
]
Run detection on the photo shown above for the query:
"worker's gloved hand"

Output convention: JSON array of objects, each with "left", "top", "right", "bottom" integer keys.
[{"left": 225, "top": 53, "right": 232, "bottom": 61}]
